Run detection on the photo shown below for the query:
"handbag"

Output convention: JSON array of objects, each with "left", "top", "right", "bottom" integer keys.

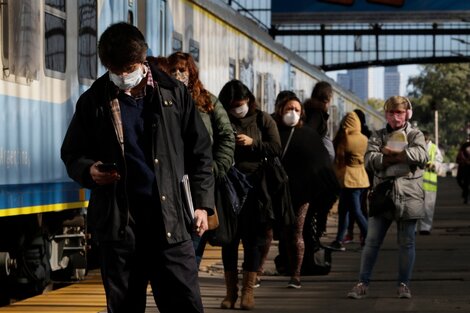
[
  {"left": 222, "top": 166, "right": 252, "bottom": 215},
  {"left": 208, "top": 166, "right": 252, "bottom": 246},
  {"left": 368, "top": 179, "right": 395, "bottom": 217},
  {"left": 258, "top": 127, "right": 296, "bottom": 234}
]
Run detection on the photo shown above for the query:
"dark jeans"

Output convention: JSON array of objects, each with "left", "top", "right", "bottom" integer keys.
[
  {"left": 335, "top": 188, "right": 368, "bottom": 243},
  {"left": 192, "top": 231, "right": 209, "bottom": 269},
  {"left": 98, "top": 226, "right": 203, "bottom": 313},
  {"left": 221, "top": 186, "right": 267, "bottom": 273}
]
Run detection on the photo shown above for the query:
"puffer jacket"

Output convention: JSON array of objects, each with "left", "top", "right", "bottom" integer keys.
[
  {"left": 61, "top": 61, "right": 214, "bottom": 243},
  {"left": 197, "top": 95, "right": 235, "bottom": 178},
  {"left": 365, "top": 122, "right": 428, "bottom": 220}
]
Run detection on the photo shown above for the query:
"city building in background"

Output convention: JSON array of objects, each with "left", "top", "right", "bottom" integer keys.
[
  {"left": 384, "top": 66, "right": 402, "bottom": 100},
  {"left": 336, "top": 68, "right": 374, "bottom": 102}
]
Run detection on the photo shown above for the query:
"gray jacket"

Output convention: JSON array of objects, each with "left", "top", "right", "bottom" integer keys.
[{"left": 365, "top": 122, "right": 428, "bottom": 220}]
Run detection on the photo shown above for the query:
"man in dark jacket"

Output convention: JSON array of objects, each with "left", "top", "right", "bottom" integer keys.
[{"left": 61, "top": 22, "right": 214, "bottom": 313}]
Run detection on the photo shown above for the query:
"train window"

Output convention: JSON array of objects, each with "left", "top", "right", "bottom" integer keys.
[
  {"left": 289, "top": 70, "right": 296, "bottom": 90},
  {"left": 189, "top": 39, "right": 199, "bottom": 63},
  {"left": 46, "top": 0, "right": 65, "bottom": 12},
  {"left": 256, "top": 72, "right": 263, "bottom": 111},
  {"left": 294, "top": 89, "right": 305, "bottom": 102},
  {"left": 229, "top": 58, "right": 236, "bottom": 80},
  {"left": 3, "top": 0, "right": 41, "bottom": 81},
  {"left": 1, "top": 1, "right": 8, "bottom": 72},
  {"left": 128, "top": 10, "right": 134, "bottom": 24},
  {"left": 78, "top": 0, "right": 97, "bottom": 81},
  {"left": 159, "top": 3, "right": 167, "bottom": 55},
  {"left": 45, "top": 0, "right": 66, "bottom": 75},
  {"left": 264, "top": 73, "right": 275, "bottom": 113},
  {"left": 239, "top": 59, "right": 254, "bottom": 92},
  {"left": 172, "top": 32, "right": 182, "bottom": 53}
]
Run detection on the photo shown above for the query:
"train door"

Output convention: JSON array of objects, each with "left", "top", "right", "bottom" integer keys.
[{"left": 136, "top": 0, "right": 170, "bottom": 57}]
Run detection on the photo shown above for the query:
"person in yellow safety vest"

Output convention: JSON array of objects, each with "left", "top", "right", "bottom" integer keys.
[{"left": 417, "top": 131, "right": 443, "bottom": 235}]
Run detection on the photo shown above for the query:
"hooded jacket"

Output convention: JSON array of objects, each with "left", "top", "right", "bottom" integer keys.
[
  {"left": 334, "top": 112, "right": 370, "bottom": 189},
  {"left": 61, "top": 61, "right": 214, "bottom": 243}
]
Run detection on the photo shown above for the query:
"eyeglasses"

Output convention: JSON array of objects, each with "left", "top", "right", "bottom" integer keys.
[{"left": 386, "top": 110, "right": 406, "bottom": 116}]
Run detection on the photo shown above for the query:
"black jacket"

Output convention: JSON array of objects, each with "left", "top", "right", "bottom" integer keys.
[{"left": 61, "top": 62, "right": 214, "bottom": 243}]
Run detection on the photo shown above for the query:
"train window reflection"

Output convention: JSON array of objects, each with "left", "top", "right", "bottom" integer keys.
[
  {"left": 1, "top": 0, "right": 8, "bottom": 68},
  {"left": 45, "top": 13, "right": 66, "bottom": 73},
  {"left": 189, "top": 39, "right": 199, "bottom": 63},
  {"left": 229, "top": 58, "right": 236, "bottom": 80},
  {"left": 78, "top": 0, "right": 97, "bottom": 80},
  {"left": 45, "top": 0, "right": 65, "bottom": 12},
  {"left": 172, "top": 32, "right": 182, "bottom": 53}
]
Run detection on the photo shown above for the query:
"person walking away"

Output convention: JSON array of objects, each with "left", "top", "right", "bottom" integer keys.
[
  {"left": 343, "top": 109, "right": 372, "bottom": 244},
  {"left": 61, "top": 23, "right": 215, "bottom": 313},
  {"left": 456, "top": 137, "right": 470, "bottom": 204},
  {"left": 168, "top": 52, "right": 235, "bottom": 268},
  {"left": 417, "top": 131, "right": 442, "bottom": 235},
  {"left": 347, "top": 96, "right": 427, "bottom": 300},
  {"left": 272, "top": 90, "right": 335, "bottom": 288},
  {"left": 328, "top": 112, "right": 369, "bottom": 252},
  {"left": 303, "top": 81, "right": 339, "bottom": 239},
  {"left": 218, "top": 79, "right": 281, "bottom": 310}
]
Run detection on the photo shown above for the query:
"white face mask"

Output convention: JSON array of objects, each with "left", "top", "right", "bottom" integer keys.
[
  {"left": 282, "top": 110, "right": 300, "bottom": 126},
  {"left": 230, "top": 104, "right": 249, "bottom": 119},
  {"left": 109, "top": 65, "right": 145, "bottom": 90}
]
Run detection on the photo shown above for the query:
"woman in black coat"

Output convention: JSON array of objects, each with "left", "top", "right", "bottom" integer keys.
[
  {"left": 272, "top": 91, "right": 339, "bottom": 288},
  {"left": 218, "top": 79, "right": 281, "bottom": 310}
]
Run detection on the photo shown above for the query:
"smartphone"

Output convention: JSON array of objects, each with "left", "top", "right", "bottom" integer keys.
[{"left": 97, "top": 163, "right": 118, "bottom": 172}]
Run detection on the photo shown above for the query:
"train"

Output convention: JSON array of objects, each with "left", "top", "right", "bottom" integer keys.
[{"left": 0, "top": 0, "right": 384, "bottom": 304}]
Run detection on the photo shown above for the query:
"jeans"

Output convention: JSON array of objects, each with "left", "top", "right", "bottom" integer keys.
[
  {"left": 359, "top": 215, "right": 417, "bottom": 286},
  {"left": 335, "top": 188, "right": 368, "bottom": 242},
  {"left": 192, "top": 232, "right": 209, "bottom": 269}
]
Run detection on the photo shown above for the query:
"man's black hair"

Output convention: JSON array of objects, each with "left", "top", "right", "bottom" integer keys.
[{"left": 98, "top": 22, "right": 148, "bottom": 70}]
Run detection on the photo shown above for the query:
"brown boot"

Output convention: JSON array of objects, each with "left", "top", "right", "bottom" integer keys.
[
  {"left": 240, "top": 271, "right": 257, "bottom": 310},
  {"left": 221, "top": 271, "right": 239, "bottom": 309}
]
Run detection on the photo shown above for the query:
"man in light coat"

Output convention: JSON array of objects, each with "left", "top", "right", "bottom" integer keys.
[{"left": 347, "top": 96, "right": 427, "bottom": 300}]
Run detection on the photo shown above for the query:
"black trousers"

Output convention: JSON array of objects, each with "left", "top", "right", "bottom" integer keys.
[{"left": 98, "top": 226, "right": 203, "bottom": 313}]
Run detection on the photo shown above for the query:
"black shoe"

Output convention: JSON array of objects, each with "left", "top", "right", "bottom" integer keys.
[
  {"left": 287, "top": 278, "right": 301, "bottom": 289},
  {"left": 328, "top": 240, "right": 346, "bottom": 251}
]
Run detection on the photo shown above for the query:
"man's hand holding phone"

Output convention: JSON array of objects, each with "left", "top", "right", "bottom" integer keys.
[{"left": 90, "top": 162, "right": 121, "bottom": 185}]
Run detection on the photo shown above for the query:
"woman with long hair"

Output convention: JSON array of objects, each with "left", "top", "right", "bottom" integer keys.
[
  {"left": 168, "top": 52, "right": 235, "bottom": 268},
  {"left": 218, "top": 79, "right": 281, "bottom": 310}
]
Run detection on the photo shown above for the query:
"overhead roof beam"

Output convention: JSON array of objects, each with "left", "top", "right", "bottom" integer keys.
[{"left": 270, "top": 24, "right": 470, "bottom": 37}]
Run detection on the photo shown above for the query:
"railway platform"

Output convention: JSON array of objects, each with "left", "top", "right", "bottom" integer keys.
[{"left": 0, "top": 176, "right": 469, "bottom": 313}]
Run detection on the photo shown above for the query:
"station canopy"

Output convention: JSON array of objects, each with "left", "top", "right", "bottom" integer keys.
[{"left": 270, "top": 0, "right": 470, "bottom": 71}]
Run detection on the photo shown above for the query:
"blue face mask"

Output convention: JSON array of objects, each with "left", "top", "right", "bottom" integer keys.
[{"left": 109, "top": 65, "right": 145, "bottom": 90}]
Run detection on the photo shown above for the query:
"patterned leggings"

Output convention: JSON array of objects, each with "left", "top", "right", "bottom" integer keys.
[{"left": 287, "top": 203, "right": 310, "bottom": 277}]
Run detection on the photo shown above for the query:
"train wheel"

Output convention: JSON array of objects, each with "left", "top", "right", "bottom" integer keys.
[{"left": 0, "top": 252, "right": 11, "bottom": 278}]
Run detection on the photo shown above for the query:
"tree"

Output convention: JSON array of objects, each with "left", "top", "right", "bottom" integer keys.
[
  {"left": 407, "top": 63, "right": 470, "bottom": 161},
  {"left": 367, "top": 98, "right": 385, "bottom": 112}
]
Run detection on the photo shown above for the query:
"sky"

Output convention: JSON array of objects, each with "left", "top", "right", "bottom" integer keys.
[{"left": 326, "top": 64, "right": 422, "bottom": 100}]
